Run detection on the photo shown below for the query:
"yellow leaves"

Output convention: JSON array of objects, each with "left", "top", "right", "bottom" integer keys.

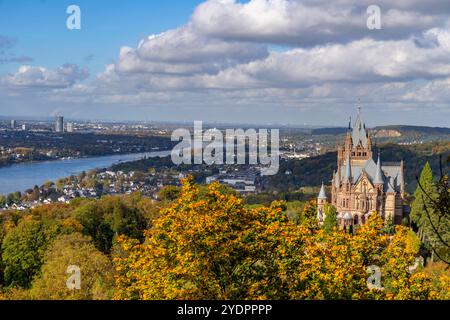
[{"left": 111, "top": 178, "right": 443, "bottom": 301}]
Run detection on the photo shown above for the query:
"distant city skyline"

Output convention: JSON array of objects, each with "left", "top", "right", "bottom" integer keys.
[{"left": 1, "top": 0, "right": 450, "bottom": 126}]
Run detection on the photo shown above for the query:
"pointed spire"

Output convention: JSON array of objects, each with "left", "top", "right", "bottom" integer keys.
[
  {"left": 334, "top": 170, "right": 340, "bottom": 188},
  {"left": 352, "top": 105, "right": 368, "bottom": 147},
  {"left": 374, "top": 151, "right": 384, "bottom": 185},
  {"left": 318, "top": 182, "right": 327, "bottom": 200},
  {"left": 344, "top": 151, "right": 352, "bottom": 182}
]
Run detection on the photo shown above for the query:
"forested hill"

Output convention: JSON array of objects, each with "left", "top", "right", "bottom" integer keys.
[
  {"left": 311, "top": 125, "right": 450, "bottom": 139},
  {"left": 263, "top": 142, "right": 450, "bottom": 194},
  {"left": 373, "top": 125, "right": 450, "bottom": 135}
]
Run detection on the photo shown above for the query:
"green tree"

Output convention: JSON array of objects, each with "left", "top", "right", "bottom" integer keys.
[
  {"left": 418, "top": 158, "right": 450, "bottom": 265},
  {"left": 323, "top": 203, "right": 338, "bottom": 234},
  {"left": 1, "top": 219, "right": 60, "bottom": 288},
  {"left": 74, "top": 196, "right": 148, "bottom": 253},
  {"left": 30, "top": 233, "right": 115, "bottom": 300},
  {"left": 0, "top": 195, "right": 6, "bottom": 207},
  {"left": 6, "top": 192, "right": 21, "bottom": 205},
  {"left": 74, "top": 202, "right": 114, "bottom": 254},
  {"left": 103, "top": 199, "right": 147, "bottom": 242},
  {"left": 157, "top": 186, "right": 181, "bottom": 202},
  {"left": 428, "top": 174, "right": 450, "bottom": 264},
  {"left": 385, "top": 219, "right": 396, "bottom": 236},
  {"left": 411, "top": 162, "right": 435, "bottom": 241}
]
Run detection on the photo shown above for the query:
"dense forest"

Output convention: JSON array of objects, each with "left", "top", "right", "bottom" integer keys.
[{"left": 0, "top": 175, "right": 448, "bottom": 300}]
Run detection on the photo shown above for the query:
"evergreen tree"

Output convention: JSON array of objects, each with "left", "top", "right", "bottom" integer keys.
[
  {"left": 410, "top": 162, "right": 434, "bottom": 241},
  {"left": 428, "top": 174, "right": 450, "bottom": 264},
  {"left": 411, "top": 161, "right": 449, "bottom": 264},
  {"left": 323, "top": 204, "right": 338, "bottom": 234}
]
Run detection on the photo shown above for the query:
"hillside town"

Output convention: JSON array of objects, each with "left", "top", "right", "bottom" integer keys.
[{"left": 0, "top": 160, "right": 263, "bottom": 211}]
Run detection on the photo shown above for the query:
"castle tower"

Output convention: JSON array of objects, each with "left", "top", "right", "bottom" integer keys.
[
  {"left": 317, "top": 182, "right": 327, "bottom": 224},
  {"left": 329, "top": 106, "right": 405, "bottom": 227}
]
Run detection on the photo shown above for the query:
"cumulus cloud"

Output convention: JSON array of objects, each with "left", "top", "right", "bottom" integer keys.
[
  {"left": 402, "top": 77, "right": 450, "bottom": 103},
  {"left": 191, "top": 0, "right": 450, "bottom": 46},
  {"left": 3, "top": 64, "right": 89, "bottom": 88},
  {"left": 96, "top": 28, "right": 450, "bottom": 94},
  {"left": 92, "top": 0, "right": 450, "bottom": 94},
  {"left": 210, "top": 35, "right": 450, "bottom": 88},
  {"left": 115, "top": 25, "right": 268, "bottom": 76}
]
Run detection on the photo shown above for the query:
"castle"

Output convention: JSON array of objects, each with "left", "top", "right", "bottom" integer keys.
[{"left": 317, "top": 109, "right": 405, "bottom": 228}]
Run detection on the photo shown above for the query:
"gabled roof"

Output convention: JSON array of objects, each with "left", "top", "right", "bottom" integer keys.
[{"left": 339, "top": 157, "right": 402, "bottom": 193}]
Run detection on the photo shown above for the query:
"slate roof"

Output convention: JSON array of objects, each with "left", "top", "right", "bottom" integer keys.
[
  {"left": 352, "top": 112, "right": 369, "bottom": 148},
  {"left": 338, "top": 157, "right": 403, "bottom": 193},
  {"left": 318, "top": 183, "right": 327, "bottom": 200}
]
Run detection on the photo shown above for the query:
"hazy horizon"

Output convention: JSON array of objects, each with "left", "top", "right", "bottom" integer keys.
[{"left": 1, "top": 112, "right": 450, "bottom": 129}]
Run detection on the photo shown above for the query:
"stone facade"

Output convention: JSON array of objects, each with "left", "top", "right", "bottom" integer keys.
[{"left": 317, "top": 110, "right": 405, "bottom": 228}]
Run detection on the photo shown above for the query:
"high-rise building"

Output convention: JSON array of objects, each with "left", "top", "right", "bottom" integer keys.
[
  {"left": 56, "top": 116, "right": 64, "bottom": 133},
  {"left": 66, "top": 122, "right": 74, "bottom": 133},
  {"left": 21, "top": 124, "right": 27, "bottom": 131},
  {"left": 10, "top": 120, "right": 16, "bottom": 129}
]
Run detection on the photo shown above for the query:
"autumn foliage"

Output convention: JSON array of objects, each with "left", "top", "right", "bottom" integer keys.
[{"left": 113, "top": 177, "right": 446, "bottom": 300}]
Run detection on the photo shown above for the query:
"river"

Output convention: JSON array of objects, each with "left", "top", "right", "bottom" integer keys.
[{"left": 0, "top": 151, "right": 171, "bottom": 195}]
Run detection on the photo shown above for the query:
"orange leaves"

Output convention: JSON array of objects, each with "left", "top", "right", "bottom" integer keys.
[{"left": 112, "top": 178, "right": 442, "bottom": 300}]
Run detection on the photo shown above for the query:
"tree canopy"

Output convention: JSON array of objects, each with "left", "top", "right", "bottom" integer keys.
[{"left": 113, "top": 178, "right": 446, "bottom": 300}]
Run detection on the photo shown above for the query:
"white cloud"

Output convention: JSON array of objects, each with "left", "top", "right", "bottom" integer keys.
[
  {"left": 3, "top": 64, "right": 88, "bottom": 88},
  {"left": 97, "top": 29, "right": 450, "bottom": 93},
  {"left": 115, "top": 25, "right": 268, "bottom": 75},
  {"left": 191, "top": 0, "right": 450, "bottom": 46}
]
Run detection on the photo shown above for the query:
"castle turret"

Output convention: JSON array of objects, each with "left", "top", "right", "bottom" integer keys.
[{"left": 317, "top": 182, "right": 327, "bottom": 223}]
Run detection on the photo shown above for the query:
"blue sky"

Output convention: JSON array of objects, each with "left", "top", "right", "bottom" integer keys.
[
  {"left": 0, "top": 0, "right": 203, "bottom": 75},
  {"left": 0, "top": 0, "right": 450, "bottom": 126}
]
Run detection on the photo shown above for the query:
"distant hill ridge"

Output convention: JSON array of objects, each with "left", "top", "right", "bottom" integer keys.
[{"left": 312, "top": 125, "right": 450, "bottom": 136}]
